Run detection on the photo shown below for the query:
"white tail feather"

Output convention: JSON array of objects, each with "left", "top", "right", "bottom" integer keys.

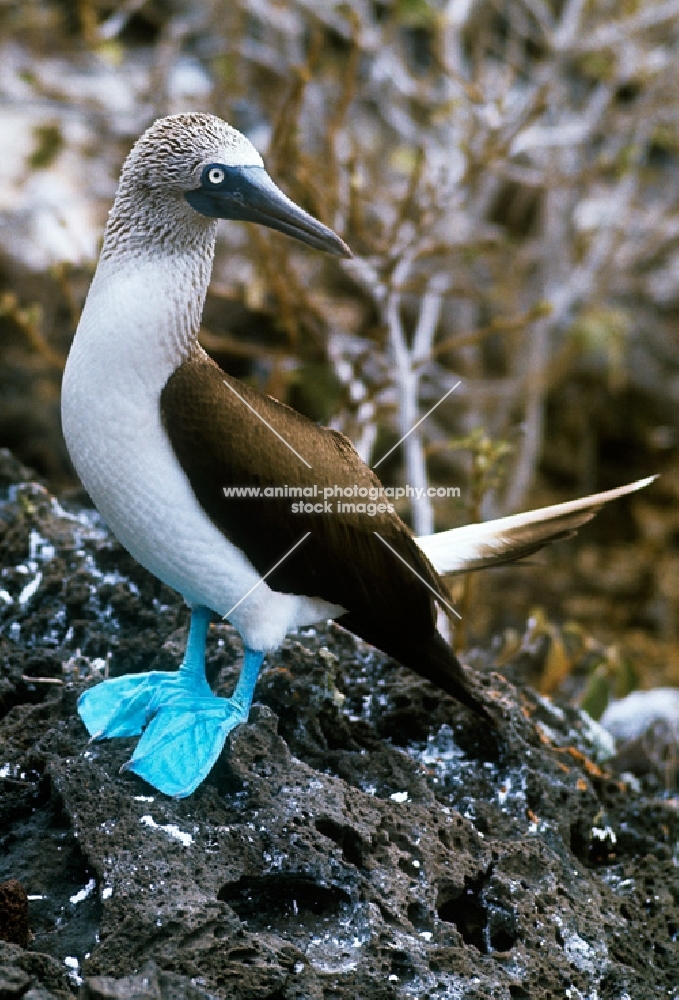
[{"left": 416, "top": 476, "right": 656, "bottom": 577}]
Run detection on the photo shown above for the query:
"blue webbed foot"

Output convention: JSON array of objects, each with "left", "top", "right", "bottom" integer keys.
[
  {"left": 78, "top": 669, "right": 212, "bottom": 739},
  {"left": 78, "top": 606, "right": 213, "bottom": 739},
  {"left": 122, "top": 645, "right": 266, "bottom": 797},
  {"left": 77, "top": 606, "right": 266, "bottom": 798},
  {"left": 121, "top": 694, "right": 248, "bottom": 797}
]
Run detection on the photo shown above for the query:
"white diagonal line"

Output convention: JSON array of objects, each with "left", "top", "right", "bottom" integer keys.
[
  {"left": 372, "top": 381, "right": 461, "bottom": 469},
  {"left": 223, "top": 379, "right": 312, "bottom": 469},
  {"left": 222, "top": 532, "right": 311, "bottom": 621},
  {"left": 373, "top": 531, "right": 462, "bottom": 620}
]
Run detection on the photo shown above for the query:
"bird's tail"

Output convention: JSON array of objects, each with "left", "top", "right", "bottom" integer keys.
[
  {"left": 401, "top": 630, "right": 495, "bottom": 723},
  {"left": 416, "top": 476, "right": 655, "bottom": 577}
]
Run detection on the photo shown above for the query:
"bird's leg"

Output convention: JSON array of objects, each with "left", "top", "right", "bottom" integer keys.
[
  {"left": 79, "top": 605, "right": 266, "bottom": 797},
  {"left": 164, "top": 603, "right": 212, "bottom": 697},
  {"left": 229, "top": 646, "right": 266, "bottom": 716}
]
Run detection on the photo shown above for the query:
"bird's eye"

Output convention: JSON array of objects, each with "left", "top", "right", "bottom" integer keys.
[{"left": 206, "top": 166, "right": 225, "bottom": 185}]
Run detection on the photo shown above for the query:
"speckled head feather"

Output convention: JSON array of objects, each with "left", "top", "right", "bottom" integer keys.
[
  {"left": 102, "top": 113, "right": 264, "bottom": 258},
  {"left": 121, "top": 113, "right": 264, "bottom": 191}
]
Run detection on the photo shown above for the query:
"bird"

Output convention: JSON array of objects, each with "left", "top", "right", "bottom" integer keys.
[{"left": 61, "top": 112, "right": 654, "bottom": 798}]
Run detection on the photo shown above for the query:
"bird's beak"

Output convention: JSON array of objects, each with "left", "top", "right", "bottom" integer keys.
[{"left": 185, "top": 165, "right": 352, "bottom": 258}]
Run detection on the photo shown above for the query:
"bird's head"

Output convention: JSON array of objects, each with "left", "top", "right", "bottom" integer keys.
[{"left": 118, "top": 112, "right": 351, "bottom": 258}]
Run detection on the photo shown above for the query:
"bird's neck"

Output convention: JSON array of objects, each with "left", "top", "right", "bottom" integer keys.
[
  {"left": 73, "top": 178, "right": 220, "bottom": 374},
  {"left": 73, "top": 223, "right": 217, "bottom": 387}
]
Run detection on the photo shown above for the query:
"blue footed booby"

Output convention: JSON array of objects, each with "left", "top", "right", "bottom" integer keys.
[{"left": 61, "top": 113, "right": 653, "bottom": 797}]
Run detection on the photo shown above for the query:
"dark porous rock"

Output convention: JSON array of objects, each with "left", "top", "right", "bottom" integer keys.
[
  {"left": 0, "top": 965, "right": 31, "bottom": 999},
  {"left": 0, "top": 943, "right": 70, "bottom": 1000},
  {"left": 23, "top": 989, "right": 62, "bottom": 1000},
  {"left": 82, "top": 961, "right": 213, "bottom": 1000},
  {"left": 0, "top": 458, "right": 678, "bottom": 999}
]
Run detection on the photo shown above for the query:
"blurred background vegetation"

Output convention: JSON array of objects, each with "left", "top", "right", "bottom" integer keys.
[{"left": 1, "top": 0, "right": 679, "bottom": 706}]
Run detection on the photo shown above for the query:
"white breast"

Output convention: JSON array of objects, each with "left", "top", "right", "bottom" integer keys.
[{"left": 61, "top": 256, "right": 342, "bottom": 649}]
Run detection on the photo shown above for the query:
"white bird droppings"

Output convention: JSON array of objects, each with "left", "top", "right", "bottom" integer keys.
[{"left": 140, "top": 814, "right": 193, "bottom": 847}]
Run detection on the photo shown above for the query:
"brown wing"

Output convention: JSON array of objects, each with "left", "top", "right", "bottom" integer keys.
[{"left": 160, "top": 355, "right": 450, "bottom": 663}]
